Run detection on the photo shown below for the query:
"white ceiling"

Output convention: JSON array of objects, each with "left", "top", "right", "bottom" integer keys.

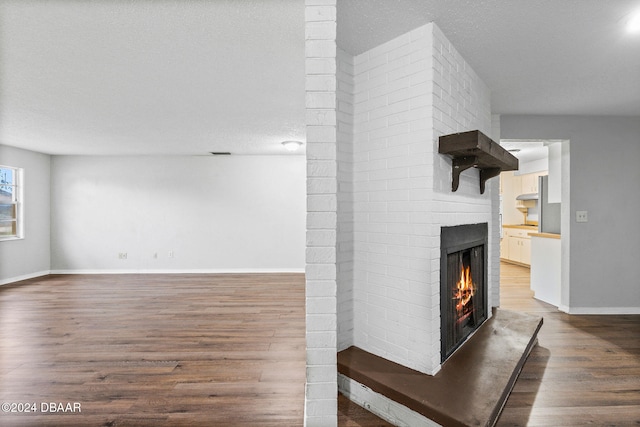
[
  {"left": 337, "top": 0, "right": 640, "bottom": 117},
  {"left": 0, "top": 0, "right": 305, "bottom": 156},
  {"left": 0, "top": 0, "right": 639, "bottom": 156}
]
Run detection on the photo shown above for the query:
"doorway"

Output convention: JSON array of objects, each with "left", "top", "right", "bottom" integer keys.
[{"left": 498, "top": 139, "right": 570, "bottom": 310}]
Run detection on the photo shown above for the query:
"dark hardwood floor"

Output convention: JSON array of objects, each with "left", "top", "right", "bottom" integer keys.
[
  {"left": 336, "top": 262, "right": 640, "bottom": 426},
  {"left": 1, "top": 267, "right": 639, "bottom": 426},
  {"left": 497, "top": 263, "right": 640, "bottom": 426},
  {"left": 0, "top": 274, "right": 306, "bottom": 426}
]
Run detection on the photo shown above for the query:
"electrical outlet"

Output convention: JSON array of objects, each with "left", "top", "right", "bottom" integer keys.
[
  {"left": 118, "top": 252, "right": 128, "bottom": 259},
  {"left": 576, "top": 211, "right": 588, "bottom": 223},
  {"left": 153, "top": 252, "right": 158, "bottom": 259},
  {"left": 168, "top": 250, "right": 174, "bottom": 258}
]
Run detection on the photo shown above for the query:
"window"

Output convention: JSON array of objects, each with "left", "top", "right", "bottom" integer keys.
[{"left": 0, "top": 165, "right": 22, "bottom": 240}]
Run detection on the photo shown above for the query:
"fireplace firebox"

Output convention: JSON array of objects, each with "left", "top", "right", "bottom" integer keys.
[{"left": 440, "top": 223, "right": 488, "bottom": 362}]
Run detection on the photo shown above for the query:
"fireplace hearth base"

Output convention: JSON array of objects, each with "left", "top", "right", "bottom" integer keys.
[{"left": 337, "top": 309, "right": 543, "bottom": 427}]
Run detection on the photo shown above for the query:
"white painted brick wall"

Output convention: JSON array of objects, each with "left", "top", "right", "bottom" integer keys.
[
  {"left": 337, "top": 47, "right": 355, "bottom": 352},
  {"left": 347, "top": 22, "right": 497, "bottom": 376},
  {"left": 351, "top": 24, "right": 436, "bottom": 375},
  {"left": 305, "top": 0, "right": 338, "bottom": 425},
  {"left": 429, "top": 23, "right": 497, "bottom": 371},
  {"left": 308, "top": 16, "right": 502, "bottom": 425},
  {"left": 338, "top": 374, "right": 441, "bottom": 427}
]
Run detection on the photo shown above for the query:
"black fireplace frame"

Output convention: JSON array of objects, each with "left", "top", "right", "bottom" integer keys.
[{"left": 440, "top": 223, "right": 488, "bottom": 362}]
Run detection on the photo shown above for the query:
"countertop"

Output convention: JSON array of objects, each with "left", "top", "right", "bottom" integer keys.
[
  {"left": 503, "top": 224, "right": 560, "bottom": 239},
  {"left": 529, "top": 232, "right": 561, "bottom": 239},
  {"left": 502, "top": 224, "right": 538, "bottom": 230}
]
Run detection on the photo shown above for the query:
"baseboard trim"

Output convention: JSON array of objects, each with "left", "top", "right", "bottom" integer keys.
[
  {"left": 0, "top": 270, "right": 51, "bottom": 286},
  {"left": 48, "top": 268, "right": 305, "bottom": 275},
  {"left": 1, "top": 269, "right": 304, "bottom": 285},
  {"left": 565, "top": 306, "right": 640, "bottom": 315}
]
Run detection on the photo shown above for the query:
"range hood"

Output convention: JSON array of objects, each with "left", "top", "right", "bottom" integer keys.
[
  {"left": 438, "top": 130, "right": 519, "bottom": 194},
  {"left": 516, "top": 193, "right": 539, "bottom": 201}
]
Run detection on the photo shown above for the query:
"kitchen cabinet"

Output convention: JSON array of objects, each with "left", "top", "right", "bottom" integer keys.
[
  {"left": 501, "top": 227, "right": 533, "bottom": 266},
  {"left": 511, "top": 174, "right": 522, "bottom": 195},
  {"left": 509, "top": 236, "right": 531, "bottom": 265},
  {"left": 500, "top": 233, "right": 509, "bottom": 256},
  {"left": 520, "top": 172, "right": 545, "bottom": 194},
  {"left": 500, "top": 170, "right": 547, "bottom": 226}
]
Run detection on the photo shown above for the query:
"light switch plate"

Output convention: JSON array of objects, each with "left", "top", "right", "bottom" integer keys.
[{"left": 576, "top": 210, "right": 588, "bottom": 222}]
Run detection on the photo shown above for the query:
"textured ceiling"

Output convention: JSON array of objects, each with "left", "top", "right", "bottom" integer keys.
[
  {"left": 0, "top": 1, "right": 638, "bottom": 156},
  {"left": 338, "top": 0, "right": 640, "bottom": 117},
  {"left": 0, "top": 0, "right": 305, "bottom": 155}
]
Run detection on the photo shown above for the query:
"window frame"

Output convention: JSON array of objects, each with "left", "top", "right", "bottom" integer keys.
[{"left": 0, "top": 165, "right": 23, "bottom": 241}]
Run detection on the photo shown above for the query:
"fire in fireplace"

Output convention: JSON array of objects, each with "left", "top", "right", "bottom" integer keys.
[
  {"left": 440, "top": 223, "right": 488, "bottom": 362},
  {"left": 454, "top": 260, "right": 475, "bottom": 322}
]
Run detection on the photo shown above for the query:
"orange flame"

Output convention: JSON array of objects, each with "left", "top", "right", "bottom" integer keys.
[{"left": 454, "top": 265, "right": 474, "bottom": 312}]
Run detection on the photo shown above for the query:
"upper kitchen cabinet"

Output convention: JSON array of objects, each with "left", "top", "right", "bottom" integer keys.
[
  {"left": 521, "top": 172, "right": 544, "bottom": 194},
  {"left": 499, "top": 140, "right": 551, "bottom": 225},
  {"left": 511, "top": 173, "right": 522, "bottom": 195},
  {"left": 503, "top": 170, "right": 546, "bottom": 195},
  {"left": 500, "top": 170, "right": 547, "bottom": 225},
  {"left": 500, "top": 170, "right": 546, "bottom": 198}
]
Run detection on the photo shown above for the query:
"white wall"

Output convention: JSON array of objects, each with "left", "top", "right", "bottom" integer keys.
[
  {"left": 50, "top": 155, "right": 306, "bottom": 272},
  {"left": 430, "top": 23, "right": 500, "bottom": 314},
  {"left": 0, "top": 145, "right": 51, "bottom": 284},
  {"left": 516, "top": 157, "right": 548, "bottom": 175},
  {"left": 501, "top": 115, "right": 640, "bottom": 312},
  {"left": 336, "top": 47, "right": 355, "bottom": 352},
  {"left": 304, "top": 1, "right": 339, "bottom": 424},
  {"left": 347, "top": 22, "right": 495, "bottom": 376},
  {"left": 351, "top": 24, "right": 436, "bottom": 375},
  {"left": 306, "top": 6, "right": 500, "bottom": 424}
]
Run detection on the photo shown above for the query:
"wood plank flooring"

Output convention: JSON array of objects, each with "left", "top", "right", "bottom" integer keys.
[
  {"left": 337, "top": 262, "right": 640, "bottom": 426},
  {"left": 0, "top": 274, "right": 306, "bottom": 426},
  {"left": 1, "top": 267, "right": 639, "bottom": 426},
  {"left": 497, "top": 263, "right": 640, "bottom": 426}
]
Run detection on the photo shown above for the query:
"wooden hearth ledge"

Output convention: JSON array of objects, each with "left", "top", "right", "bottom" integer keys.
[{"left": 338, "top": 309, "right": 543, "bottom": 427}]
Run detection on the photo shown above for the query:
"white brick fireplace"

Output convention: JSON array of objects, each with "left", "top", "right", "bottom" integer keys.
[
  {"left": 305, "top": 3, "right": 501, "bottom": 424},
  {"left": 337, "top": 22, "right": 499, "bottom": 375}
]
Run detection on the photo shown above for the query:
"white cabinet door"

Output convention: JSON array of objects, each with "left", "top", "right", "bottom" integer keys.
[
  {"left": 520, "top": 238, "right": 531, "bottom": 265},
  {"left": 507, "top": 237, "right": 521, "bottom": 263},
  {"left": 500, "top": 236, "right": 509, "bottom": 259},
  {"left": 521, "top": 174, "right": 536, "bottom": 194},
  {"left": 504, "top": 231, "right": 531, "bottom": 266},
  {"left": 520, "top": 173, "right": 544, "bottom": 194}
]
